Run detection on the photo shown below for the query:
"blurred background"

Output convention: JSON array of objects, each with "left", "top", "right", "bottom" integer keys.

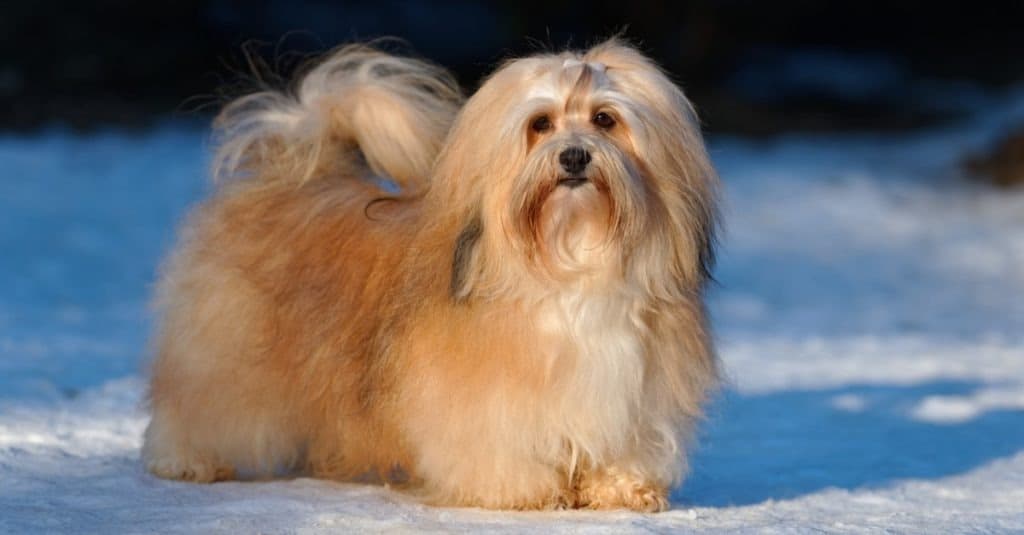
[{"left": 4, "top": 0, "right": 1024, "bottom": 140}]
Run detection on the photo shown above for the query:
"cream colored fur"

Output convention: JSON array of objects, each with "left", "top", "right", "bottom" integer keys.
[{"left": 143, "top": 39, "right": 719, "bottom": 512}]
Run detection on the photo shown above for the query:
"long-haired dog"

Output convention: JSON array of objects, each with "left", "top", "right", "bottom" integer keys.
[{"left": 143, "top": 38, "right": 718, "bottom": 512}]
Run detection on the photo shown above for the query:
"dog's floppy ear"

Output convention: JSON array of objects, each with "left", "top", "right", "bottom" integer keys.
[{"left": 450, "top": 214, "right": 483, "bottom": 302}]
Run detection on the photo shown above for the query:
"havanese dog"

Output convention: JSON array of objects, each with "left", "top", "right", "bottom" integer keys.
[{"left": 143, "top": 38, "right": 718, "bottom": 512}]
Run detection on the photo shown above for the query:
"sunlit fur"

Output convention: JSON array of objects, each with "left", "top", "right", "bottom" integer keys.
[{"left": 143, "top": 39, "right": 719, "bottom": 512}]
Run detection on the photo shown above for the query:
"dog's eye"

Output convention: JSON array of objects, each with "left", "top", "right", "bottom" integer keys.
[
  {"left": 531, "top": 115, "right": 553, "bottom": 133},
  {"left": 592, "top": 112, "right": 616, "bottom": 129}
]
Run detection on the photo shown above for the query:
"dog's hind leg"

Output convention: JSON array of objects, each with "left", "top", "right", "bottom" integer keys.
[
  {"left": 142, "top": 407, "right": 237, "bottom": 483},
  {"left": 143, "top": 388, "right": 309, "bottom": 483}
]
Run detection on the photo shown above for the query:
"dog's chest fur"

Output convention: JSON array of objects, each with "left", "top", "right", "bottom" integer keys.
[{"left": 533, "top": 286, "right": 647, "bottom": 460}]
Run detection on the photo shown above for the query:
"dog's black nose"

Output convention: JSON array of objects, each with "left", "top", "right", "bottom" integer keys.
[{"left": 559, "top": 146, "right": 591, "bottom": 175}]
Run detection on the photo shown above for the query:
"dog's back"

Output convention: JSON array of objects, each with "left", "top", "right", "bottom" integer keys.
[{"left": 143, "top": 45, "right": 462, "bottom": 482}]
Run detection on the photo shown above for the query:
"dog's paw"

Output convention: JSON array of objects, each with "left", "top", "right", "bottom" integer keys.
[
  {"left": 575, "top": 468, "right": 669, "bottom": 513},
  {"left": 146, "top": 454, "right": 234, "bottom": 483}
]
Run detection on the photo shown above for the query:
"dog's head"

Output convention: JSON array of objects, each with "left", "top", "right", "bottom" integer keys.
[{"left": 434, "top": 39, "right": 717, "bottom": 301}]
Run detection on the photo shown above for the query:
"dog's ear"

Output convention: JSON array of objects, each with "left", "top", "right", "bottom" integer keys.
[{"left": 450, "top": 214, "right": 483, "bottom": 302}]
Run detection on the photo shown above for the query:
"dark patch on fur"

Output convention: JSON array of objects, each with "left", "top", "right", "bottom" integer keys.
[
  {"left": 450, "top": 215, "right": 483, "bottom": 301},
  {"left": 695, "top": 203, "right": 718, "bottom": 287},
  {"left": 698, "top": 228, "right": 717, "bottom": 285}
]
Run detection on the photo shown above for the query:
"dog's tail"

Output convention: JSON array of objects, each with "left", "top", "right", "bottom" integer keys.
[{"left": 211, "top": 44, "right": 463, "bottom": 192}]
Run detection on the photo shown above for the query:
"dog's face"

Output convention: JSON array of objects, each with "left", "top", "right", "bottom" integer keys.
[
  {"left": 436, "top": 40, "right": 716, "bottom": 299},
  {"left": 508, "top": 56, "right": 647, "bottom": 276}
]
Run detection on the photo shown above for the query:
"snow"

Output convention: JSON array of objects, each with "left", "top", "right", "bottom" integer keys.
[{"left": 2, "top": 92, "right": 1024, "bottom": 532}]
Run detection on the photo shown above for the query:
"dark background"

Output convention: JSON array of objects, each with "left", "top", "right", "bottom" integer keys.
[{"left": 4, "top": 0, "right": 1024, "bottom": 135}]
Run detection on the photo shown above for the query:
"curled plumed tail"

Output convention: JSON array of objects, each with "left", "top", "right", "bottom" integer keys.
[{"left": 212, "top": 44, "right": 463, "bottom": 191}]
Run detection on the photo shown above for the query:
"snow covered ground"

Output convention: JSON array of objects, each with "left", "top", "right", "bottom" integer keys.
[{"left": 2, "top": 92, "right": 1024, "bottom": 533}]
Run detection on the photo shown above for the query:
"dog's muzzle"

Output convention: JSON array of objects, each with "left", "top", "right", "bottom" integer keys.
[
  {"left": 558, "top": 147, "right": 591, "bottom": 188},
  {"left": 559, "top": 146, "right": 591, "bottom": 175}
]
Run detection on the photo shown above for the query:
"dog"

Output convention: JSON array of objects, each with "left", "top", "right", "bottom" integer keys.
[{"left": 142, "top": 38, "right": 719, "bottom": 512}]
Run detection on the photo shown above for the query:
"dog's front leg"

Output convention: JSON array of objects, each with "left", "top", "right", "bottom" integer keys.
[{"left": 413, "top": 433, "right": 575, "bottom": 510}]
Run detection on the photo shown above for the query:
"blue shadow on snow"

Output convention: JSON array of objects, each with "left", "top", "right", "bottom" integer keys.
[{"left": 676, "top": 380, "right": 1024, "bottom": 506}]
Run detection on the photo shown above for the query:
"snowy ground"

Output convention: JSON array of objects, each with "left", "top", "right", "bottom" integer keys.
[{"left": 2, "top": 92, "right": 1024, "bottom": 533}]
